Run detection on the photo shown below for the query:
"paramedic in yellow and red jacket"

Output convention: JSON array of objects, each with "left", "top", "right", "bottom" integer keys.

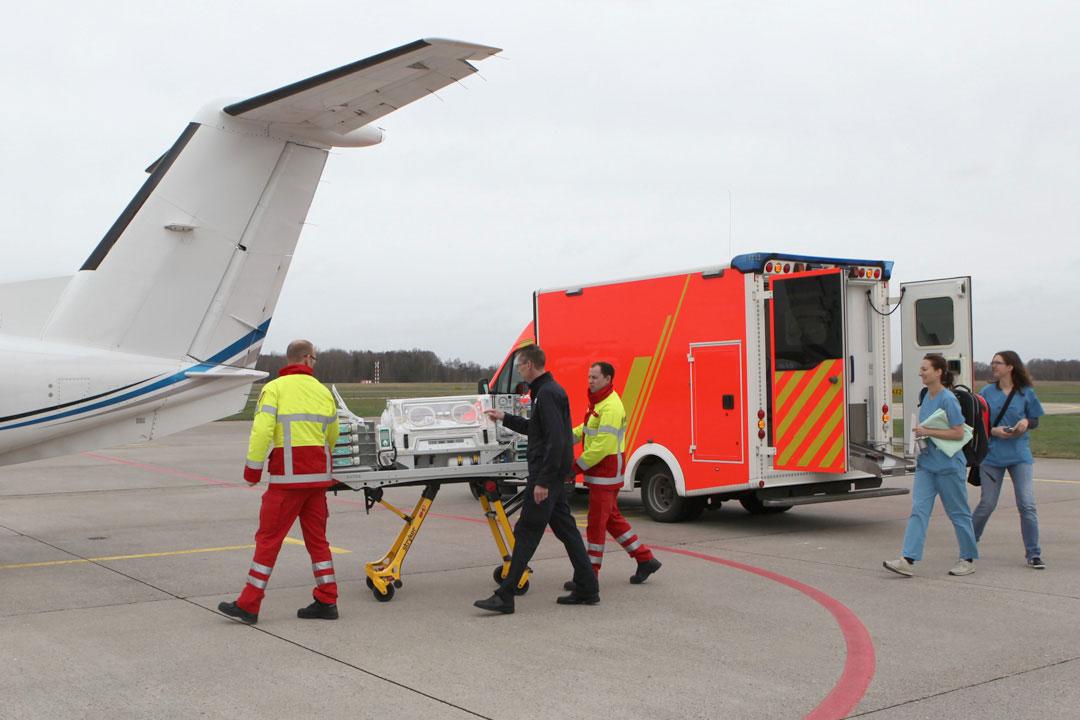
[
  {"left": 218, "top": 339, "right": 341, "bottom": 625},
  {"left": 569, "top": 361, "right": 661, "bottom": 587}
]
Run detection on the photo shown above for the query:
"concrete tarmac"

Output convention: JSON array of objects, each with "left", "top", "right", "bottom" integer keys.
[{"left": 2, "top": 423, "right": 1078, "bottom": 720}]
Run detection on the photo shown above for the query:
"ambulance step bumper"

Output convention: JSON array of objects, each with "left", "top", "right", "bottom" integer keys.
[{"left": 761, "top": 487, "right": 910, "bottom": 507}]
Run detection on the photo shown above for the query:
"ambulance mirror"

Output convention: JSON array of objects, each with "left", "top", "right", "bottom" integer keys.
[{"left": 477, "top": 379, "right": 490, "bottom": 395}]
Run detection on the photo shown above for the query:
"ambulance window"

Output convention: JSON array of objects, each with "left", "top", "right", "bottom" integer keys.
[
  {"left": 492, "top": 351, "right": 528, "bottom": 395},
  {"left": 915, "top": 297, "right": 954, "bottom": 346},
  {"left": 772, "top": 274, "right": 843, "bottom": 370}
]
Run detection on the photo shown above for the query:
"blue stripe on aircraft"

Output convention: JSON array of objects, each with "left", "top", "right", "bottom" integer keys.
[{"left": 0, "top": 319, "right": 271, "bottom": 432}]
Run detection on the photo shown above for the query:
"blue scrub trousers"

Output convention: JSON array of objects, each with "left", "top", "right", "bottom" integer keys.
[{"left": 901, "top": 467, "right": 979, "bottom": 561}]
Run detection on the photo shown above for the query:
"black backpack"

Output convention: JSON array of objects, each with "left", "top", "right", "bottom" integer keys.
[{"left": 917, "top": 384, "right": 990, "bottom": 468}]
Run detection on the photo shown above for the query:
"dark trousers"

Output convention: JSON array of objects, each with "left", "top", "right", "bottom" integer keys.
[{"left": 498, "top": 481, "right": 598, "bottom": 598}]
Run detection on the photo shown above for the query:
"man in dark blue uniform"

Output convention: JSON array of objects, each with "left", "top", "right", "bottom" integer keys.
[{"left": 474, "top": 345, "right": 599, "bottom": 614}]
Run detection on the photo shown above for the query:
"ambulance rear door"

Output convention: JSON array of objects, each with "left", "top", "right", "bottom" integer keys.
[
  {"left": 768, "top": 268, "right": 848, "bottom": 473},
  {"left": 899, "top": 277, "right": 974, "bottom": 440}
]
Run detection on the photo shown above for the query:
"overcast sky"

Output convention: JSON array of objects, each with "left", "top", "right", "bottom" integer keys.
[{"left": 2, "top": 1, "right": 1078, "bottom": 367}]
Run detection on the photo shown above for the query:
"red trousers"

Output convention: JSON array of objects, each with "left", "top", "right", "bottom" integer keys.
[
  {"left": 236, "top": 486, "right": 337, "bottom": 614},
  {"left": 585, "top": 485, "right": 654, "bottom": 574}
]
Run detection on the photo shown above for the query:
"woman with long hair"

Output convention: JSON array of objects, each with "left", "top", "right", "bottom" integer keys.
[
  {"left": 884, "top": 354, "right": 978, "bottom": 577},
  {"left": 972, "top": 351, "right": 1046, "bottom": 568}
]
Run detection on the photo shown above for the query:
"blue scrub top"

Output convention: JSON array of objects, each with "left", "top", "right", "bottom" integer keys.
[
  {"left": 980, "top": 383, "right": 1045, "bottom": 467},
  {"left": 917, "top": 387, "right": 967, "bottom": 474}
]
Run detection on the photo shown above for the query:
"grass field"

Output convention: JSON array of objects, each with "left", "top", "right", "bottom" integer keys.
[
  {"left": 229, "top": 380, "right": 1079, "bottom": 459},
  {"left": 892, "top": 380, "right": 1080, "bottom": 460},
  {"left": 225, "top": 382, "right": 476, "bottom": 421}
]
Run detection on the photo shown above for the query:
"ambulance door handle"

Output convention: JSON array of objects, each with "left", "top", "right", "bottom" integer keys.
[{"left": 722, "top": 394, "right": 735, "bottom": 410}]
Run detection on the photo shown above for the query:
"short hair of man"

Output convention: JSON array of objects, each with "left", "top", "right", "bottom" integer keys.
[
  {"left": 592, "top": 361, "right": 615, "bottom": 383},
  {"left": 286, "top": 339, "right": 315, "bottom": 364},
  {"left": 518, "top": 344, "right": 546, "bottom": 370}
]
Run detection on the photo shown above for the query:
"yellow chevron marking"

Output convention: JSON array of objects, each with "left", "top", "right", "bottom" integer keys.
[
  {"left": 819, "top": 432, "right": 846, "bottom": 468},
  {"left": 794, "top": 400, "right": 845, "bottom": 466},
  {"left": 775, "top": 361, "right": 834, "bottom": 439},
  {"left": 778, "top": 384, "right": 842, "bottom": 465},
  {"left": 625, "top": 316, "right": 671, "bottom": 445},
  {"left": 627, "top": 275, "right": 692, "bottom": 449},
  {"left": 774, "top": 369, "right": 804, "bottom": 410},
  {"left": 620, "top": 356, "right": 653, "bottom": 423}
]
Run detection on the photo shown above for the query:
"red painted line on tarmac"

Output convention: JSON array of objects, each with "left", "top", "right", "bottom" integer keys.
[
  {"left": 83, "top": 452, "right": 870, "bottom": 716},
  {"left": 82, "top": 452, "right": 244, "bottom": 488},
  {"left": 652, "top": 544, "right": 875, "bottom": 720}
]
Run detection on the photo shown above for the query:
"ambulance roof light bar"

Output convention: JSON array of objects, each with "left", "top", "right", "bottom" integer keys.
[{"left": 731, "top": 252, "right": 893, "bottom": 280}]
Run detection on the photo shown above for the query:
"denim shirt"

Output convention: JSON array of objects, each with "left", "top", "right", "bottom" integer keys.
[
  {"left": 916, "top": 388, "right": 967, "bottom": 474},
  {"left": 980, "top": 384, "right": 1045, "bottom": 467}
]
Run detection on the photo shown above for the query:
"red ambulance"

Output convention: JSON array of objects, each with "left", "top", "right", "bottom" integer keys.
[{"left": 484, "top": 252, "right": 974, "bottom": 521}]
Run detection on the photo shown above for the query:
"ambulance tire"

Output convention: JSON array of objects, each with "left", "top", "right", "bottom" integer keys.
[
  {"left": 641, "top": 465, "right": 704, "bottom": 523},
  {"left": 738, "top": 494, "right": 793, "bottom": 515}
]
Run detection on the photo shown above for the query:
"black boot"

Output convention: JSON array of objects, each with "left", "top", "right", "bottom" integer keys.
[
  {"left": 563, "top": 580, "right": 578, "bottom": 592},
  {"left": 630, "top": 558, "right": 662, "bottom": 584},
  {"left": 556, "top": 591, "right": 600, "bottom": 605},
  {"left": 218, "top": 601, "right": 258, "bottom": 625},
  {"left": 297, "top": 600, "right": 339, "bottom": 620},
  {"left": 474, "top": 592, "right": 514, "bottom": 614}
]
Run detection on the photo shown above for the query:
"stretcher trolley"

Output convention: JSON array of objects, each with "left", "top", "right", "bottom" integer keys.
[{"left": 329, "top": 389, "right": 532, "bottom": 602}]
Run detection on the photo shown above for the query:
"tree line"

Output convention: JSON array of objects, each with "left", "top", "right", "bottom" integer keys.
[
  {"left": 256, "top": 348, "right": 498, "bottom": 383},
  {"left": 892, "top": 358, "right": 1080, "bottom": 382}
]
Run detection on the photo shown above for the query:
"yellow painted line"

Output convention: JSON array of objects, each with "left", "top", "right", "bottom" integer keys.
[
  {"left": 0, "top": 544, "right": 256, "bottom": 571},
  {"left": 1034, "top": 477, "right": 1080, "bottom": 485},
  {"left": 620, "top": 355, "right": 653, "bottom": 423},
  {"left": 626, "top": 316, "right": 671, "bottom": 446},
  {"left": 282, "top": 537, "right": 352, "bottom": 554},
  {"left": 1, "top": 536, "right": 351, "bottom": 571}
]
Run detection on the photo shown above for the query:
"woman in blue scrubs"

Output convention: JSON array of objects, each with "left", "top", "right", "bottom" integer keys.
[
  {"left": 972, "top": 351, "right": 1046, "bottom": 568},
  {"left": 884, "top": 354, "right": 978, "bottom": 577}
]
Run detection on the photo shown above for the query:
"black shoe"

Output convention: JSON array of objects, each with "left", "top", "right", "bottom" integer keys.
[
  {"left": 218, "top": 601, "right": 257, "bottom": 625},
  {"left": 1028, "top": 557, "right": 1046, "bottom": 569},
  {"left": 563, "top": 580, "right": 578, "bottom": 592},
  {"left": 297, "top": 600, "right": 339, "bottom": 620},
  {"left": 556, "top": 592, "right": 600, "bottom": 605},
  {"left": 474, "top": 593, "right": 514, "bottom": 614},
  {"left": 630, "top": 558, "right": 662, "bottom": 584}
]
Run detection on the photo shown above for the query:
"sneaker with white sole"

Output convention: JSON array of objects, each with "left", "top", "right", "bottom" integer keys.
[
  {"left": 883, "top": 557, "right": 914, "bottom": 576},
  {"left": 1027, "top": 557, "right": 1046, "bottom": 569},
  {"left": 948, "top": 559, "right": 975, "bottom": 576}
]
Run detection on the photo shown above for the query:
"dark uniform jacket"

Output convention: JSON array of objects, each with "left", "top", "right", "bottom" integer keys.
[{"left": 501, "top": 371, "right": 573, "bottom": 488}]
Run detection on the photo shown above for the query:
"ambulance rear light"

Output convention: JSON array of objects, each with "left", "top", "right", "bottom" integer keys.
[
  {"left": 882, "top": 403, "right": 890, "bottom": 424},
  {"left": 757, "top": 408, "right": 766, "bottom": 439}
]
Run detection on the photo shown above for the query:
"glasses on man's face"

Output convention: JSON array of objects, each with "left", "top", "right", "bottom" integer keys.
[{"left": 308, "top": 354, "right": 317, "bottom": 362}]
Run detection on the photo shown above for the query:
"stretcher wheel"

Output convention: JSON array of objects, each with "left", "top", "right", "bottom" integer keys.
[
  {"left": 365, "top": 577, "right": 375, "bottom": 590},
  {"left": 393, "top": 579, "right": 403, "bottom": 588},
  {"left": 372, "top": 583, "right": 395, "bottom": 602},
  {"left": 514, "top": 580, "right": 529, "bottom": 596},
  {"left": 492, "top": 566, "right": 507, "bottom": 584}
]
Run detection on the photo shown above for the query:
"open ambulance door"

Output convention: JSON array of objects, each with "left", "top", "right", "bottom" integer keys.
[
  {"left": 768, "top": 268, "right": 848, "bottom": 473},
  {"left": 899, "top": 277, "right": 974, "bottom": 444}
]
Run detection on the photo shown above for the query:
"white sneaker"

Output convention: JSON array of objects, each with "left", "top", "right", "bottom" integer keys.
[
  {"left": 949, "top": 559, "right": 975, "bottom": 576},
  {"left": 883, "top": 557, "right": 914, "bottom": 576}
]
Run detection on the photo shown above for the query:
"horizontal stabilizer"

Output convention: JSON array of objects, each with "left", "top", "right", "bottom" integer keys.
[{"left": 223, "top": 38, "right": 501, "bottom": 136}]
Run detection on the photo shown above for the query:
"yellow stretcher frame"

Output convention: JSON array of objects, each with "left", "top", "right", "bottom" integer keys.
[{"left": 360, "top": 481, "right": 530, "bottom": 602}]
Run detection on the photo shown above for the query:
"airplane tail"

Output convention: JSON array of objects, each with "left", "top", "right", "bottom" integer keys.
[{"left": 41, "top": 38, "right": 501, "bottom": 367}]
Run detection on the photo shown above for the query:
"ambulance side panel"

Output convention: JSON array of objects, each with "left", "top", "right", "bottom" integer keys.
[{"left": 536, "top": 269, "right": 750, "bottom": 494}]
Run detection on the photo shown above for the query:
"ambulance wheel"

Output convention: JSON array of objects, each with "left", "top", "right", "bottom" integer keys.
[
  {"left": 372, "top": 583, "right": 395, "bottom": 602},
  {"left": 641, "top": 464, "right": 703, "bottom": 522},
  {"left": 739, "top": 494, "right": 793, "bottom": 515}
]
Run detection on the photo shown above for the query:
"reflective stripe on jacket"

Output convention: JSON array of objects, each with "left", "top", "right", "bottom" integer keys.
[
  {"left": 572, "top": 390, "right": 626, "bottom": 488},
  {"left": 244, "top": 364, "right": 339, "bottom": 489}
]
